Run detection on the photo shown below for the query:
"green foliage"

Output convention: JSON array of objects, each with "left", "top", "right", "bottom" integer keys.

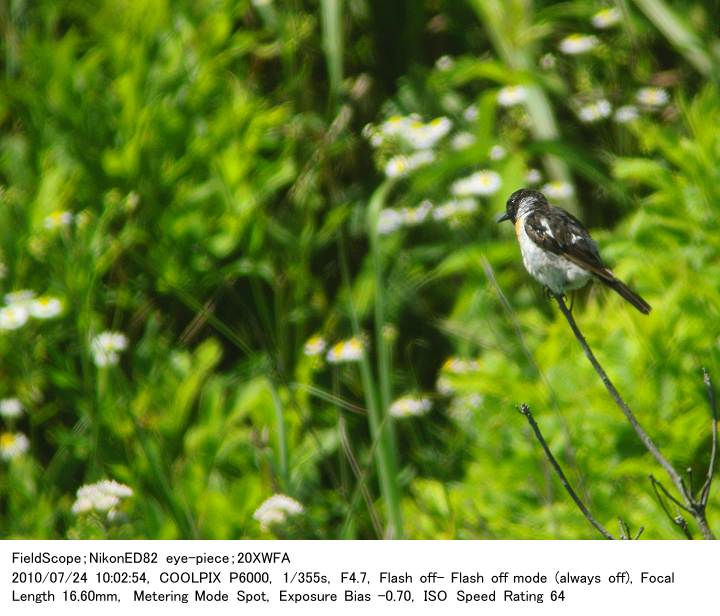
[{"left": 0, "top": 0, "right": 718, "bottom": 539}]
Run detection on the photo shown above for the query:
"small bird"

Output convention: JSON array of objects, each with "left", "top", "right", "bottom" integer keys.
[{"left": 498, "top": 188, "right": 651, "bottom": 314}]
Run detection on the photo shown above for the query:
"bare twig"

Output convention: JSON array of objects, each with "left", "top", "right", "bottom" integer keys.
[
  {"left": 650, "top": 475, "right": 694, "bottom": 539},
  {"left": 519, "top": 404, "right": 615, "bottom": 540},
  {"left": 700, "top": 368, "right": 718, "bottom": 507},
  {"left": 553, "top": 294, "right": 715, "bottom": 539}
]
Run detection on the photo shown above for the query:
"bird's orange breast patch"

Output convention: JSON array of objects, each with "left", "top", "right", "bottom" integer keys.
[{"left": 514, "top": 218, "right": 523, "bottom": 238}]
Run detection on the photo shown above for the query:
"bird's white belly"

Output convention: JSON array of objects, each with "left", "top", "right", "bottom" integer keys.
[{"left": 516, "top": 218, "right": 590, "bottom": 294}]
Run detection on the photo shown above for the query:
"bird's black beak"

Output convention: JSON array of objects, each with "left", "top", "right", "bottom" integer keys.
[{"left": 496, "top": 212, "right": 511, "bottom": 223}]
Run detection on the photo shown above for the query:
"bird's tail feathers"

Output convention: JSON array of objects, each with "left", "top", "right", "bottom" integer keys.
[{"left": 602, "top": 272, "right": 651, "bottom": 314}]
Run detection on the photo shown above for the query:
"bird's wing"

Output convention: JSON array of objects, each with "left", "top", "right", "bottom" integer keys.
[{"left": 524, "top": 206, "right": 614, "bottom": 281}]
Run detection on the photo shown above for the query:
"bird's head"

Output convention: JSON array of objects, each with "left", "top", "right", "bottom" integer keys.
[{"left": 497, "top": 188, "right": 548, "bottom": 224}]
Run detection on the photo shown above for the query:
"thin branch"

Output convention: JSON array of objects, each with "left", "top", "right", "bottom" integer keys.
[
  {"left": 519, "top": 404, "right": 615, "bottom": 540},
  {"left": 553, "top": 294, "right": 716, "bottom": 539},
  {"left": 649, "top": 475, "right": 692, "bottom": 514},
  {"left": 700, "top": 368, "right": 718, "bottom": 507},
  {"left": 553, "top": 294, "right": 686, "bottom": 495}
]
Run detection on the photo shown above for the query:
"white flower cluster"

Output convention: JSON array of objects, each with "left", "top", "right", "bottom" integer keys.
[
  {"left": 432, "top": 198, "right": 478, "bottom": 222},
  {"left": 326, "top": 337, "right": 365, "bottom": 364},
  {"left": 542, "top": 181, "right": 574, "bottom": 200},
  {"left": 389, "top": 395, "right": 432, "bottom": 418},
  {"left": 0, "top": 398, "right": 23, "bottom": 419},
  {"left": 365, "top": 115, "right": 452, "bottom": 152},
  {"left": 303, "top": 335, "right": 326, "bottom": 357},
  {"left": 636, "top": 87, "right": 669, "bottom": 109},
  {"left": 591, "top": 7, "right": 621, "bottom": 30},
  {"left": 91, "top": 331, "right": 129, "bottom": 367},
  {"left": 384, "top": 151, "right": 435, "bottom": 178},
  {"left": 559, "top": 34, "right": 599, "bottom": 55},
  {"left": 451, "top": 170, "right": 502, "bottom": 196},
  {"left": 0, "top": 432, "right": 29, "bottom": 460},
  {"left": 577, "top": 99, "right": 612, "bottom": 123},
  {"left": 253, "top": 494, "right": 304, "bottom": 531},
  {"left": 0, "top": 290, "right": 63, "bottom": 330},
  {"left": 378, "top": 200, "right": 433, "bottom": 235},
  {"left": 497, "top": 86, "right": 527, "bottom": 108},
  {"left": 71, "top": 479, "right": 133, "bottom": 515},
  {"left": 43, "top": 210, "right": 74, "bottom": 231}
]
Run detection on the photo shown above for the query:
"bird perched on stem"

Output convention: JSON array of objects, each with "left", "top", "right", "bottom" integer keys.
[{"left": 498, "top": 188, "right": 651, "bottom": 314}]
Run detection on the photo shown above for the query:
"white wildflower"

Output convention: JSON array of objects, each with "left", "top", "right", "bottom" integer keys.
[
  {"left": 435, "top": 55, "right": 454, "bottom": 71},
  {"left": 442, "top": 357, "right": 480, "bottom": 374},
  {"left": 559, "top": 34, "right": 599, "bottom": 55},
  {"left": 614, "top": 105, "right": 639, "bottom": 124},
  {"left": 0, "top": 398, "right": 23, "bottom": 419},
  {"left": 526, "top": 168, "right": 543, "bottom": 185},
  {"left": 451, "top": 132, "right": 476, "bottom": 150},
  {"left": 303, "top": 335, "right": 326, "bottom": 357},
  {"left": 0, "top": 432, "right": 29, "bottom": 460},
  {"left": 591, "top": 7, "right": 621, "bottom": 29},
  {"left": 377, "top": 208, "right": 404, "bottom": 235},
  {"left": 326, "top": 337, "right": 365, "bottom": 364},
  {"left": 489, "top": 145, "right": 507, "bottom": 160},
  {"left": 636, "top": 87, "right": 669, "bottom": 109},
  {"left": 432, "top": 199, "right": 478, "bottom": 221},
  {"left": 253, "top": 494, "right": 304, "bottom": 531},
  {"left": 29, "top": 296, "right": 63, "bottom": 319},
  {"left": 463, "top": 105, "right": 479, "bottom": 122},
  {"left": 436, "top": 376, "right": 455, "bottom": 396},
  {"left": 91, "top": 331, "right": 128, "bottom": 367},
  {"left": 389, "top": 395, "right": 432, "bottom": 418},
  {"left": 72, "top": 479, "right": 133, "bottom": 515},
  {"left": 401, "top": 200, "right": 433, "bottom": 226},
  {"left": 451, "top": 170, "right": 502, "bottom": 196},
  {"left": 577, "top": 99, "right": 612, "bottom": 123},
  {"left": 542, "top": 180, "right": 575, "bottom": 200},
  {"left": 0, "top": 305, "right": 29, "bottom": 330},
  {"left": 43, "top": 210, "right": 73, "bottom": 231},
  {"left": 4, "top": 290, "right": 35, "bottom": 305},
  {"left": 405, "top": 117, "right": 452, "bottom": 150},
  {"left": 497, "top": 86, "right": 527, "bottom": 107}
]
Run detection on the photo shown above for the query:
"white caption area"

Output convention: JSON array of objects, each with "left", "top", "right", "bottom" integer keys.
[{"left": 0, "top": 540, "right": 713, "bottom": 615}]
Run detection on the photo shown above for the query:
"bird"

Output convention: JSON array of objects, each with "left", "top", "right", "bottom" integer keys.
[{"left": 497, "top": 188, "right": 651, "bottom": 314}]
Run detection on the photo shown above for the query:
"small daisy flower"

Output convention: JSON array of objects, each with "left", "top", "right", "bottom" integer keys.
[
  {"left": 0, "top": 305, "right": 29, "bottom": 330},
  {"left": 303, "top": 335, "right": 326, "bottom": 357},
  {"left": 442, "top": 357, "right": 480, "bottom": 374},
  {"left": 91, "top": 331, "right": 128, "bottom": 367},
  {"left": 591, "top": 7, "right": 621, "bottom": 29},
  {"left": 406, "top": 149, "right": 436, "bottom": 168},
  {"left": 489, "top": 144, "right": 507, "bottom": 160},
  {"left": 614, "top": 105, "right": 640, "bottom": 124},
  {"left": 432, "top": 199, "right": 478, "bottom": 221},
  {"left": 451, "top": 170, "right": 502, "bottom": 196},
  {"left": 389, "top": 395, "right": 432, "bottom": 418},
  {"left": 526, "top": 168, "right": 543, "bottom": 185},
  {"left": 542, "top": 181, "right": 575, "bottom": 200},
  {"left": 451, "top": 131, "right": 477, "bottom": 150},
  {"left": 463, "top": 105, "right": 479, "bottom": 122},
  {"left": 29, "top": 296, "right": 63, "bottom": 319},
  {"left": 401, "top": 200, "right": 433, "bottom": 226},
  {"left": 4, "top": 290, "right": 35, "bottom": 306},
  {"left": 43, "top": 210, "right": 73, "bottom": 231},
  {"left": 559, "top": 34, "right": 599, "bottom": 55},
  {"left": 326, "top": 337, "right": 365, "bottom": 364},
  {"left": 577, "top": 99, "right": 612, "bottom": 123},
  {"left": 0, "top": 432, "right": 29, "bottom": 460},
  {"left": 435, "top": 55, "right": 454, "bottom": 71},
  {"left": 377, "top": 208, "right": 404, "bottom": 235},
  {"left": 497, "top": 86, "right": 527, "bottom": 107},
  {"left": 0, "top": 398, "right": 23, "bottom": 419},
  {"left": 253, "top": 494, "right": 304, "bottom": 531},
  {"left": 384, "top": 156, "right": 410, "bottom": 178},
  {"left": 636, "top": 87, "right": 669, "bottom": 109},
  {"left": 72, "top": 479, "right": 133, "bottom": 515},
  {"left": 406, "top": 117, "right": 452, "bottom": 150}
]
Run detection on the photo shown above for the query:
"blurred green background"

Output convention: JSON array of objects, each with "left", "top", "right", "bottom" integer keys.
[{"left": 0, "top": 0, "right": 718, "bottom": 539}]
